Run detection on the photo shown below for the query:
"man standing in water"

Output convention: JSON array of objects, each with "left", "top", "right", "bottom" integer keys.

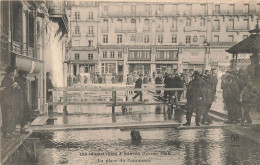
[{"left": 132, "top": 74, "right": 143, "bottom": 102}]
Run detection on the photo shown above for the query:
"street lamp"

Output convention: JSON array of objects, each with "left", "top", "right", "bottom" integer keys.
[{"left": 203, "top": 39, "right": 210, "bottom": 70}]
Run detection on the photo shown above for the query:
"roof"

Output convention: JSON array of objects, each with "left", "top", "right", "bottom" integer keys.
[{"left": 226, "top": 34, "right": 260, "bottom": 54}]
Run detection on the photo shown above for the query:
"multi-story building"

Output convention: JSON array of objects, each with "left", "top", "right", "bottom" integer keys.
[
  {"left": 0, "top": 1, "right": 68, "bottom": 115},
  {"left": 67, "top": 0, "right": 260, "bottom": 82}
]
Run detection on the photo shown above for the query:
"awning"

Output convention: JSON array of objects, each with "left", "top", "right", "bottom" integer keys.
[{"left": 16, "top": 55, "right": 43, "bottom": 74}]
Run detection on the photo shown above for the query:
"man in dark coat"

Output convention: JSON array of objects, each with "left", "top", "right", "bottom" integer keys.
[
  {"left": 184, "top": 71, "right": 210, "bottom": 126},
  {"left": 46, "top": 72, "right": 54, "bottom": 102},
  {"left": 132, "top": 74, "right": 143, "bottom": 101},
  {"left": 15, "top": 70, "right": 31, "bottom": 133},
  {"left": 240, "top": 79, "right": 257, "bottom": 124},
  {"left": 223, "top": 75, "right": 240, "bottom": 124},
  {"left": 155, "top": 74, "right": 162, "bottom": 94},
  {"left": 1, "top": 66, "right": 19, "bottom": 138},
  {"left": 173, "top": 74, "right": 184, "bottom": 101}
]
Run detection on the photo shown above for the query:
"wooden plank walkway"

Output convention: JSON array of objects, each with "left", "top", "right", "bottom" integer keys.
[
  {"left": 1, "top": 131, "right": 32, "bottom": 165},
  {"left": 30, "top": 116, "right": 49, "bottom": 126},
  {"left": 30, "top": 121, "right": 182, "bottom": 132}
]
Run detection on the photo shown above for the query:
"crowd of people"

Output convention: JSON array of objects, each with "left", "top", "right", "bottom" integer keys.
[{"left": 221, "top": 69, "right": 258, "bottom": 125}]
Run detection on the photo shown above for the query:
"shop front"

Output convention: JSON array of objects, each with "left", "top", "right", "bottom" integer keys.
[{"left": 129, "top": 64, "right": 151, "bottom": 75}]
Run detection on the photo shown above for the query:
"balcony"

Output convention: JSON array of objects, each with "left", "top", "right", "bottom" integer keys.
[
  {"left": 115, "top": 28, "right": 137, "bottom": 33},
  {"left": 47, "top": 1, "right": 69, "bottom": 34},
  {"left": 156, "top": 28, "right": 164, "bottom": 32},
  {"left": 184, "top": 26, "right": 206, "bottom": 32},
  {"left": 72, "top": 33, "right": 81, "bottom": 37},
  {"left": 101, "top": 28, "right": 109, "bottom": 33},
  {"left": 170, "top": 28, "right": 178, "bottom": 32},
  {"left": 226, "top": 26, "right": 249, "bottom": 32},
  {"left": 86, "top": 33, "right": 95, "bottom": 37}
]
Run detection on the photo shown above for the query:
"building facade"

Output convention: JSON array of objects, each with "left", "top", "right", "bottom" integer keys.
[
  {"left": 0, "top": 1, "right": 68, "bottom": 115},
  {"left": 67, "top": 0, "right": 260, "bottom": 81}
]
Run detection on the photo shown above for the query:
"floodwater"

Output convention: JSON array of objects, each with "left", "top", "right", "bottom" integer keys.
[{"left": 4, "top": 103, "right": 260, "bottom": 165}]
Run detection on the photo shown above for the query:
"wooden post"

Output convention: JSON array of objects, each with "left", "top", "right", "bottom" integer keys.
[
  {"left": 112, "top": 90, "right": 116, "bottom": 113},
  {"left": 175, "top": 90, "right": 179, "bottom": 106}
]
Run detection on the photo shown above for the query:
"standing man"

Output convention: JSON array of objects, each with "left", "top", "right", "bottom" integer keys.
[
  {"left": 240, "top": 79, "right": 258, "bottom": 124},
  {"left": 184, "top": 71, "right": 209, "bottom": 126},
  {"left": 132, "top": 74, "right": 143, "bottom": 102},
  {"left": 46, "top": 72, "right": 54, "bottom": 102},
  {"left": 1, "top": 66, "right": 19, "bottom": 138},
  {"left": 223, "top": 75, "right": 240, "bottom": 124},
  {"left": 15, "top": 70, "right": 31, "bottom": 134}
]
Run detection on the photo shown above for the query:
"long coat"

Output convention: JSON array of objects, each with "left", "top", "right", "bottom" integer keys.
[
  {"left": 15, "top": 76, "right": 32, "bottom": 126},
  {"left": 1, "top": 75, "right": 17, "bottom": 133}
]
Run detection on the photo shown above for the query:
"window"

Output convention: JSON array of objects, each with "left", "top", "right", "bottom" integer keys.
[
  {"left": 257, "top": 4, "right": 260, "bottom": 12},
  {"left": 131, "top": 35, "right": 136, "bottom": 42},
  {"left": 144, "top": 35, "right": 149, "bottom": 44},
  {"left": 88, "top": 54, "right": 93, "bottom": 60},
  {"left": 215, "top": 5, "right": 220, "bottom": 14},
  {"left": 172, "top": 34, "right": 177, "bottom": 43},
  {"left": 186, "top": 18, "right": 191, "bottom": 26},
  {"left": 228, "top": 19, "right": 234, "bottom": 30},
  {"left": 213, "top": 35, "right": 219, "bottom": 42},
  {"left": 164, "top": 52, "right": 170, "bottom": 59},
  {"left": 228, "top": 35, "right": 234, "bottom": 42},
  {"left": 158, "top": 34, "right": 163, "bottom": 44},
  {"left": 187, "top": 4, "right": 192, "bottom": 15},
  {"left": 137, "top": 52, "right": 142, "bottom": 58},
  {"left": 118, "top": 51, "right": 122, "bottom": 58},
  {"left": 229, "top": 4, "right": 235, "bottom": 14},
  {"left": 243, "top": 35, "right": 248, "bottom": 39},
  {"left": 145, "top": 4, "right": 150, "bottom": 13},
  {"left": 129, "top": 52, "right": 135, "bottom": 58},
  {"left": 103, "top": 51, "right": 107, "bottom": 58},
  {"left": 201, "top": 4, "right": 207, "bottom": 14},
  {"left": 193, "top": 36, "right": 198, "bottom": 42},
  {"left": 88, "top": 40, "right": 93, "bottom": 46},
  {"left": 186, "top": 36, "right": 191, "bottom": 44},
  {"left": 103, "top": 35, "right": 108, "bottom": 43},
  {"left": 110, "top": 51, "right": 115, "bottom": 58},
  {"left": 88, "top": 26, "right": 94, "bottom": 34},
  {"left": 75, "top": 54, "right": 80, "bottom": 60},
  {"left": 131, "top": 5, "right": 136, "bottom": 15},
  {"left": 243, "top": 19, "right": 249, "bottom": 30},
  {"left": 117, "top": 35, "right": 122, "bottom": 44},
  {"left": 213, "top": 20, "right": 220, "bottom": 31},
  {"left": 244, "top": 4, "right": 249, "bottom": 13},
  {"left": 75, "top": 12, "right": 80, "bottom": 20},
  {"left": 158, "top": 4, "right": 164, "bottom": 11},
  {"left": 88, "top": 12, "right": 93, "bottom": 20},
  {"left": 103, "top": 5, "right": 108, "bottom": 11},
  {"left": 200, "top": 18, "right": 205, "bottom": 26},
  {"left": 144, "top": 19, "right": 150, "bottom": 31},
  {"left": 144, "top": 52, "right": 150, "bottom": 58},
  {"left": 75, "top": 26, "right": 80, "bottom": 34},
  {"left": 171, "top": 19, "right": 177, "bottom": 30}
]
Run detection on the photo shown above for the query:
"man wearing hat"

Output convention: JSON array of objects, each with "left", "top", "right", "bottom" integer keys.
[
  {"left": 240, "top": 79, "right": 258, "bottom": 124},
  {"left": 222, "top": 74, "right": 240, "bottom": 124},
  {"left": 184, "top": 71, "right": 210, "bottom": 126},
  {"left": 15, "top": 70, "right": 31, "bottom": 134},
  {"left": 1, "top": 66, "right": 19, "bottom": 138},
  {"left": 132, "top": 74, "right": 143, "bottom": 102}
]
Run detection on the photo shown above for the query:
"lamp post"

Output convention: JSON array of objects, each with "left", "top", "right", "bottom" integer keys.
[{"left": 203, "top": 39, "right": 210, "bottom": 70}]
